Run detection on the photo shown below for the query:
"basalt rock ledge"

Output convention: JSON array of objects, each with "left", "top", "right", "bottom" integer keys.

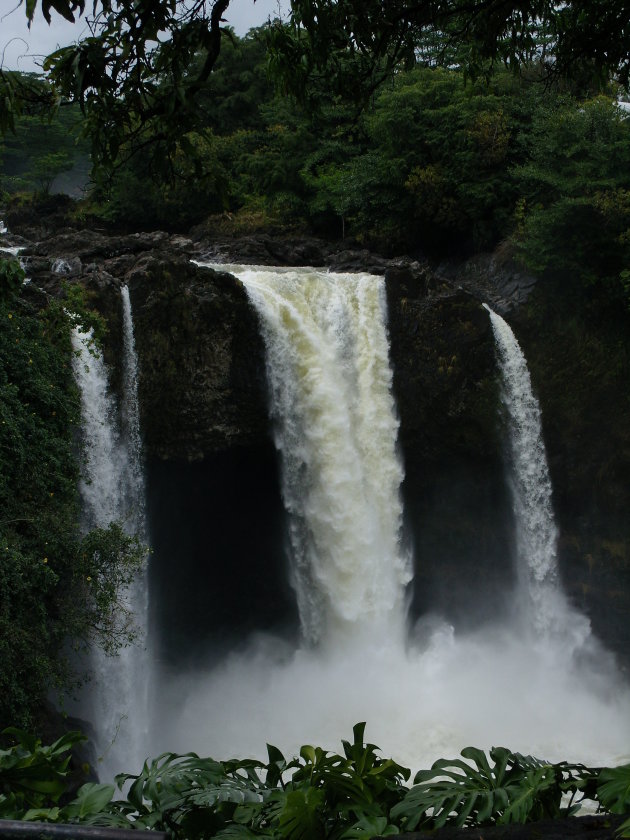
[{"left": 2, "top": 221, "right": 629, "bottom": 668}]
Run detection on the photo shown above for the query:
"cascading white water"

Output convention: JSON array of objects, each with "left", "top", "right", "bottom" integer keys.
[
  {"left": 118, "top": 286, "right": 150, "bottom": 770},
  {"left": 70, "top": 287, "right": 149, "bottom": 778},
  {"left": 121, "top": 286, "right": 147, "bottom": 541},
  {"left": 155, "top": 264, "right": 630, "bottom": 776},
  {"left": 52, "top": 258, "right": 73, "bottom": 274},
  {"left": 482, "top": 304, "right": 590, "bottom": 643},
  {"left": 239, "top": 266, "right": 411, "bottom": 649},
  {"left": 71, "top": 325, "right": 128, "bottom": 529}
]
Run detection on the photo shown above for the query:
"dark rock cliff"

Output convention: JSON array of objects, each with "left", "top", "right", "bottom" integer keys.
[
  {"left": 126, "top": 255, "right": 269, "bottom": 460},
  {"left": 384, "top": 268, "right": 515, "bottom": 628},
  {"left": 3, "top": 222, "right": 628, "bottom": 666}
]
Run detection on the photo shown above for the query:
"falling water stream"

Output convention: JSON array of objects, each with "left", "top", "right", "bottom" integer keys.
[
  {"left": 483, "top": 304, "right": 591, "bottom": 647},
  {"left": 242, "top": 267, "right": 412, "bottom": 648},
  {"left": 71, "top": 287, "right": 148, "bottom": 779},
  {"left": 150, "top": 267, "right": 630, "bottom": 774}
]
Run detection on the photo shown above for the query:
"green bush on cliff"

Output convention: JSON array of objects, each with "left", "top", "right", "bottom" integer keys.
[
  {"left": 0, "top": 275, "right": 145, "bottom": 733},
  {"left": 514, "top": 96, "right": 630, "bottom": 305}
]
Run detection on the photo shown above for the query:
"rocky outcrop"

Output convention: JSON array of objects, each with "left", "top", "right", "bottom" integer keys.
[
  {"left": 10, "top": 228, "right": 271, "bottom": 461},
  {"left": 3, "top": 220, "right": 629, "bottom": 665},
  {"left": 127, "top": 255, "right": 269, "bottom": 460},
  {"left": 437, "top": 248, "right": 539, "bottom": 315},
  {"left": 384, "top": 268, "right": 515, "bottom": 626}
]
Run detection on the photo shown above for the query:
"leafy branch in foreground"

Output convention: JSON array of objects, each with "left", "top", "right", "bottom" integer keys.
[{"left": 598, "top": 764, "right": 630, "bottom": 838}]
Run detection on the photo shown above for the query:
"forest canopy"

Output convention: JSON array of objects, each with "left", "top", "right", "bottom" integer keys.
[{"left": 3, "top": 0, "right": 630, "bottom": 171}]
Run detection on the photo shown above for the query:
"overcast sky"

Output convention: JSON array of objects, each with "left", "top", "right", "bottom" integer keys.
[{"left": 0, "top": 0, "right": 286, "bottom": 72}]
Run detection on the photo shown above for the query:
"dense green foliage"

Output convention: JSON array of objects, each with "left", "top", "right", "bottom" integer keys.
[
  {"left": 390, "top": 746, "right": 594, "bottom": 830},
  {"left": 5, "top": 29, "right": 630, "bottom": 307},
  {"left": 0, "top": 70, "right": 90, "bottom": 197},
  {"left": 64, "top": 36, "right": 630, "bottom": 308},
  {"left": 515, "top": 96, "right": 630, "bottom": 303},
  {"left": 0, "top": 268, "right": 146, "bottom": 732},
  {"left": 1, "top": 724, "right": 629, "bottom": 838},
  {"left": 8, "top": 0, "right": 630, "bottom": 175}
]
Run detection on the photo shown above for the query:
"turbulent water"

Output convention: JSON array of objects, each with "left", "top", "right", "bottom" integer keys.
[
  {"left": 71, "top": 288, "right": 149, "bottom": 779},
  {"left": 150, "top": 266, "right": 630, "bottom": 776}
]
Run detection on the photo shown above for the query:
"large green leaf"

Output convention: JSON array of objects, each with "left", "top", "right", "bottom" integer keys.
[
  {"left": 598, "top": 765, "right": 630, "bottom": 814},
  {"left": 391, "top": 747, "right": 592, "bottom": 832},
  {"left": 61, "top": 783, "right": 115, "bottom": 819},
  {"left": 278, "top": 787, "right": 325, "bottom": 840}
]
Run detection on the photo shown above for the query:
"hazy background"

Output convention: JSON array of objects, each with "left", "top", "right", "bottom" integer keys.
[{"left": 0, "top": 0, "right": 286, "bottom": 72}]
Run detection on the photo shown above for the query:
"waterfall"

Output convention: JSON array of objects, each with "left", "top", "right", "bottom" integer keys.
[
  {"left": 70, "top": 287, "right": 149, "bottom": 777},
  {"left": 121, "top": 286, "right": 147, "bottom": 541},
  {"left": 155, "top": 264, "right": 630, "bottom": 775},
  {"left": 236, "top": 266, "right": 411, "bottom": 648},
  {"left": 71, "top": 325, "right": 128, "bottom": 529},
  {"left": 118, "top": 286, "right": 150, "bottom": 770},
  {"left": 483, "top": 304, "right": 590, "bottom": 642}
]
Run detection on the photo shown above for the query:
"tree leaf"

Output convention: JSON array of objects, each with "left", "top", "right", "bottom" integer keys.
[
  {"left": 278, "top": 787, "right": 325, "bottom": 840},
  {"left": 598, "top": 765, "right": 630, "bottom": 814}
]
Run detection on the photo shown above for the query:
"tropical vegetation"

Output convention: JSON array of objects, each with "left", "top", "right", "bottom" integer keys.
[
  {"left": 4, "top": 27, "right": 630, "bottom": 309},
  {"left": 0, "top": 263, "right": 146, "bottom": 733},
  {"left": 1, "top": 724, "right": 629, "bottom": 838},
  {"left": 1, "top": 4, "right": 630, "bottom": 836}
]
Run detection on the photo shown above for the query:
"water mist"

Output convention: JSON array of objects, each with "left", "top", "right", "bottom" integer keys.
[{"left": 151, "top": 267, "right": 630, "bottom": 776}]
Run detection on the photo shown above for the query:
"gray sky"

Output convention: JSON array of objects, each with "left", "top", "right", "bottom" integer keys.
[{"left": 0, "top": 0, "right": 286, "bottom": 72}]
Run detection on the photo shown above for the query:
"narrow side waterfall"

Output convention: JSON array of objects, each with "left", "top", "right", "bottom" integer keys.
[
  {"left": 156, "top": 265, "right": 630, "bottom": 775},
  {"left": 118, "top": 286, "right": 150, "bottom": 769},
  {"left": 71, "top": 326, "right": 128, "bottom": 529},
  {"left": 70, "top": 287, "right": 149, "bottom": 778},
  {"left": 237, "top": 267, "right": 411, "bottom": 648},
  {"left": 482, "top": 304, "right": 589, "bottom": 642},
  {"left": 121, "top": 287, "right": 146, "bottom": 535}
]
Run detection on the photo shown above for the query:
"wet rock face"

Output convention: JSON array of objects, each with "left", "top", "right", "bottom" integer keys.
[
  {"left": 5, "top": 218, "right": 629, "bottom": 663},
  {"left": 127, "top": 255, "right": 270, "bottom": 460},
  {"left": 11, "top": 227, "right": 272, "bottom": 461},
  {"left": 384, "top": 277, "right": 515, "bottom": 628}
]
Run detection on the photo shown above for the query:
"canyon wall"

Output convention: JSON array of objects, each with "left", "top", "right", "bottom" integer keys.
[{"left": 4, "top": 221, "right": 628, "bottom": 666}]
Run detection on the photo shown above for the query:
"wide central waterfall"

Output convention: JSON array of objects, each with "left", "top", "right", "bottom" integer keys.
[
  {"left": 241, "top": 267, "right": 411, "bottom": 648},
  {"left": 146, "top": 266, "right": 630, "bottom": 773}
]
